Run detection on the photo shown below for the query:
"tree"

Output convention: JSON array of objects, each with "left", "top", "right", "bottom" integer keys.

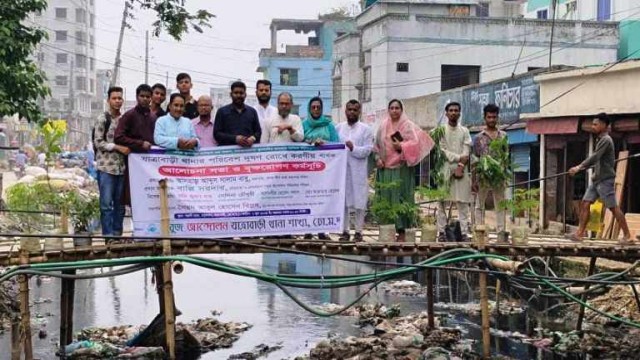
[{"left": 0, "top": 0, "right": 215, "bottom": 123}]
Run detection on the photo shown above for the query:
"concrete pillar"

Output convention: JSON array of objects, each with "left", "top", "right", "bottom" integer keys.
[
  {"left": 270, "top": 25, "right": 277, "bottom": 52},
  {"left": 539, "top": 134, "right": 546, "bottom": 229}
]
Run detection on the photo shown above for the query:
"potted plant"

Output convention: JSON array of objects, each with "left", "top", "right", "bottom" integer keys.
[
  {"left": 416, "top": 186, "right": 448, "bottom": 242},
  {"left": 370, "top": 180, "right": 415, "bottom": 242},
  {"left": 498, "top": 188, "right": 540, "bottom": 245},
  {"left": 66, "top": 190, "right": 100, "bottom": 247}
]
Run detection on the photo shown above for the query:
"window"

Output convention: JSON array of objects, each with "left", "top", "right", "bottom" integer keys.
[
  {"left": 55, "top": 8, "right": 67, "bottom": 19},
  {"left": 37, "top": 52, "right": 45, "bottom": 62},
  {"left": 90, "top": 79, "right": 95, "bottom": 93},
  {"left": 279, "top": 68, "right": 298, "bottom": 86},
  {"left": 440, "top": 64, "right": 480, "bottom": 91},
  {"left": 291, "top": 105, "right": 300, "bottom": 115},
  {"left": 55, "top": 76, "right": 68, "bottom": 86},
  {"left": 278, "top": 260, "right": 296, "bottom": 274},
  {"left": 332, "top": 77, "right": 342, "bottom": 108},
  {"left": 90, "top": 14, "right": 95, "bottom": 28},
  {"left": 75, "top": 54, "right": 87, "bottom": 69},
  {"left": 75, "top": 31, "right": 86, "bottom": 46},
  {"left": 55, "top": 31, "right": 68, "bottom": 42},
  {"left": 536, "top": 9, "right": 548, "bottom": 19},
  {"left": 476, "top": 2, "right": 490, "bottom": 17},
  {"left": 76, "top": 8, "right": 87, "bottom": 23},
  {"left": 597, "top": 0, "right": 611, "bottom": 21},
  {"left": 90, "top": 57, "right": 95, "bottom": 71},
  {"left": 56, "top": 53, "right": 68, "bottom": 64},
  {"left": 76, "top": 76, "right": 87, "bottom": 91},
  {"left": 90, "top": 35, "right": 94, "bottom": 49},
  {"left": 396, "top": 62, "right": 409, "bottom": 72}
]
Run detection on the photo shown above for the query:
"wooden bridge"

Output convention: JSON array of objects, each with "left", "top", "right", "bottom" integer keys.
[{"left": 1, "top": 231, "right": 639, "bottom": 266}]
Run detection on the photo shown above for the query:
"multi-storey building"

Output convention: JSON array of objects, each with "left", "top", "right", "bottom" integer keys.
[{"left": 33, "top": 0, "right": 97, "bottom": 144}]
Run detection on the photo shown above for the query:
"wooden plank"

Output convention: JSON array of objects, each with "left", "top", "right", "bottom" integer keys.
[
  {"left": 600, "top": 151, "right": 629, "bottom": 239},
  {"left": 627, "top": 214, "right": 640, "bottom": 240},
  {"left": 159, "top": 180, "right": 176, "bottom": 360}
]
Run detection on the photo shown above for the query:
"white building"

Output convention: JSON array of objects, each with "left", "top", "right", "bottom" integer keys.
[
  {"left": 331, "top": 0, "right": 619, "bottom": 124},
  {"left": 32, "top": 0, "right": 97, "bottom": 143},
  {"left": 525, "top": 0, "right": 640, "bottom": 60},
  {"left": 210, "top": 87, "right": 258, "bottom": 113}
]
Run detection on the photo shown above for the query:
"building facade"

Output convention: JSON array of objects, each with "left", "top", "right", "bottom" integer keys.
[
  {"left": 257, "top": 18, "right": 356, "bottom": 119},
  {"left": 33, "top": 0, "right": 97, "bottom": 145},
  {"left": 331, "top": 0, "right": 619, "bottom": 124},
  {"left": 525, "top": 0, "right": 640, "bottom": 60}
]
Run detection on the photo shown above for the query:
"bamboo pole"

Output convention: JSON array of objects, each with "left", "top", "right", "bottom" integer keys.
[
  {"left": 576, "top": 257, "right": 597, "bottom": 331},
  {"left": 11, "top": 321, "right": 20, "bottom": 360},
  {"left": 475, "top": 225, "right": 491, "bottom": 359},
  {"left": 59, "top": 270, "right": 76, "bottom": 349},
  {"left": 18, "top": 249, "right": 33, "bottom": 360},
  {"left": 159, "top": 179, "right": 176, "bottom": 359},
  {"left": 427, "top": 269, "right": 435, "bottom": 329}
]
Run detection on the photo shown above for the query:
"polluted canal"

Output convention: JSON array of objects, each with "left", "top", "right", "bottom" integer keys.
[{"left": 1, "top": 253, "right": 638, "bottom": 359}]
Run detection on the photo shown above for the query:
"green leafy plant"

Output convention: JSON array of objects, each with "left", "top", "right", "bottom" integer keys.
[
  {"left": 416, "top": 186, "right": 448, "bottom": 225},
  {"left": 5, "top": 182, "right": 61, "bottom": 232},
  {"left": 475, "top": 136, "right": 512, "bottom": 188},
  {"left": 66, "top": 191, "right": 100, "bottom": 233},
  {"left": 429, "top": 126, "right": 449, "bottom": 189},
  {"left": 499, "top": 188, "right": 540, "bottom": 226},
  {"left": 36, "top": 119, "right": 67, "bottom": 165},
  {"left": 370, "top": 181, "right": 419, "bottom": 226}
]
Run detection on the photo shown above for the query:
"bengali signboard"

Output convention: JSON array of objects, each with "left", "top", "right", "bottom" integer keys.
[
  {"left": 129, "top": 144, "right": 347, "bottom": 238},
  {"left": 462, "top": 76, "right": 540, "bottom": 126}
]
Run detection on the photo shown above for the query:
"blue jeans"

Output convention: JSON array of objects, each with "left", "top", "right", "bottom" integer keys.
[{"left": 98, "top": 171, "right": 126, "bottom": 236}]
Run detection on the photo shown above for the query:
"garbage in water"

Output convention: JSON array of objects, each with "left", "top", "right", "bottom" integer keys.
[
  {"left": 62, "top": 340, "right": 164, "bottom": 359},
  {"left": 228, "top": 343, "right": 284, "bottom": 359}
]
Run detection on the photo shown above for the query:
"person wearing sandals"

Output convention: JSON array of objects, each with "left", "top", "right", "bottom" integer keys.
[
  {"left": 302, "top": 96, "right": 339, "bottom": 240},
  {"left": 337, "top": 100, "right": 373, "bottom": 242},
  {"left": 568, "top": 113, "right": 633, "bottom": 244},
  {"left": 374, "top": 99, "right": 433, "bottom": 242}
]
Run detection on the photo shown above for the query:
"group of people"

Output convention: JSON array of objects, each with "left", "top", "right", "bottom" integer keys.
[{"left": 93, "top": 72, "right": 634, "bottom": 244}]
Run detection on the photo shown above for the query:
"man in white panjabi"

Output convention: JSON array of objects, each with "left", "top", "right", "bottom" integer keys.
[
  {"left": 255, "top": 80, "right": 277, "bottom": 144},
  {"left": 437, "top": 102, "right": 472, "bottom": 242},
  {"left": 336, "top": 99, "right": 373, "bottom": 242},
  {"left": 264, "top": 92, "right": 304, "bottom": 143}
]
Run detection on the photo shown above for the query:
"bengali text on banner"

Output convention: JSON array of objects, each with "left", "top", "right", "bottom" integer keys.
[{"left": 129, "top": 143, "right": 347, "bottom": 238}]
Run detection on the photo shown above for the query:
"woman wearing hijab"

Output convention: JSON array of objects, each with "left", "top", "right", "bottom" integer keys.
[
  {"left": 302, "top": 97, "right": 338, "bottom": 240},
  {"left": 302, "top": 97, "right": 339, "bottom": 145},
  {"left": 374, "top": 99, "right": 434, "bottom": 242}
]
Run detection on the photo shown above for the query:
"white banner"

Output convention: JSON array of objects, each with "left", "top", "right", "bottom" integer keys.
[{"left": 129, "top": 144, "right": 347, "bottom": 238}]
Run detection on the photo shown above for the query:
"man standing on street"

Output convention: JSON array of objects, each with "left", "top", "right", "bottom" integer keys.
[
  {"left": 255, "top": 80, "right": 277, "bottom": 143},
  {"left": 174, "top": 73, "right": 199, "bottom": 119},
  {"left": 213, "top": 81, "right": 261, "bottom": 147},
  {"left": 337, "top": 100, "right": 373, "bottom": 242},
  {"left": 191, "top": 95, "right": 216, "bottom": 147},
  {"left": 94, "top": 86, "right": 130, "bottom": 238},
  {"left": 472, "top": 104, "right": 508, "bottom": 238},
  {"left": 264, "top": 92, "right": 304, "bottom": 143},
  {"left": 569, "top": 113, "right": 634, "bottom": 244},
  {"left": 150, "top": 83, "right": 167, "bottom": 118},
  {"left": 437, "top": 102, "right": 472, "bottom": 242},
  {"left": 114, "top": 84, "right": 156, "bottom": 207}
]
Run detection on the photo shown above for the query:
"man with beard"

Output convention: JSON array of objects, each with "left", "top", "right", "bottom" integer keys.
[
  {"left": 437, "top": 102, "right": 472, "bottom": 242},
  {"left": 213, "top": 81, "right": 261, "bottom": 147},
  {"left": 192, "top": 95, "right": 216, "bottom": 147},
  {"left": 255, "top": 80, "right": 277, "bottom": 143},
  {"left": 174, "top": 73, "right": 199, "bottom": 119},
  {"left": 336, "top": 100, "right": 373, "bottom": 242},
  {"left": 115, "top": 84, "right": 156, "bottom": 207},
  {"left": 472, "top": 104, "right": 508, "bottom": 238},
  {"left": 264, "top": 92, "right": 303, "bottom": 143},
  {"left": 150, "top": 83, "right": 167, "bottom": 118}
]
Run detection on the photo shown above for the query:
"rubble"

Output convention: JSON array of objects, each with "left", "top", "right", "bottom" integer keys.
[
  {"left": 184, "top": 317, "right": 252, "bottom": 350},
  {"left": 568, "top": 285, "right": 640, "bottom": 324},
  {"left": 527, "top": 328, "right": 640, "bottom": 359},
  {"left": 228, "top": 343, "right": 283, "bottom": 359}
]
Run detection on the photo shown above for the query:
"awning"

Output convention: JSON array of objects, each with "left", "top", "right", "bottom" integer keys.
[
  {"left": 526, "top": 117, "right": 580, "bottom": 135},
  {"left": 508, "top": 128, "right": 538, "bottom": 145}
]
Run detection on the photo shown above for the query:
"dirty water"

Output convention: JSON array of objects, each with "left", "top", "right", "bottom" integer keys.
[{"left": 0, "top": 254, "right": 580, "bottom": 359}]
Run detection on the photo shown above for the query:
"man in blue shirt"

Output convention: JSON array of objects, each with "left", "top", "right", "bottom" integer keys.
[
  {"left": 213, "top": 81, "right": 261, "bottom": 147},
  {"left": 154, "top": 94, "right": 199, "bottom": 150}
]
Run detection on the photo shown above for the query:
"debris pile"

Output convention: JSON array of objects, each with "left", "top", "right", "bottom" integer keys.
[
  {"left": 63, "top": 341, "right": 164, "bottom": 359},
  {"left": 228, "top": 343, "right": 283, "bottom": 359},
  {"left": 183, "top": 317, "right": 252, "bottom": 350},
  {"left": 0, "top": 275, "right": 18, "bottom": 332},
  {"left": 296, "top": 311, "right": 471, "bottom": 359},
  {"left": 530, "top": 328, "right": 640, "bottom": 359},
  {"left": 570, "top": 285, "right": 640, "bottom": 324},
  {"left": 382, "top": 280, "right": 425, "bottom": 296},
  {"left": 17, "top": 166, "right": 97, "bottom": 191}
]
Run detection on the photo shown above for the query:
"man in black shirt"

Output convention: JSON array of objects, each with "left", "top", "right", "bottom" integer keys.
[
  {"left": 173, "top": 73, "right": 199, "bottom": 119},
  {"left": 568, "top": 113, "right": 633, "bottom": 244},
  {"left": 213, "top": 81, "right": 261, "bottom": 147},
  {"left": 150, "top": 83, "right": 167, "bottom": 118}
]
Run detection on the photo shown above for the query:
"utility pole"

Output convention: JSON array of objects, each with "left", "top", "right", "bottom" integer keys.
[
  {"left": 548, "top": 0, "right": 558, "bottom": 69},
  {"left": 112, "top": 2, "right": 131, "bottom": 86},
  {"left": 68, "top": 60, "right": 75, "bottom": 143},
  {"left": 145, "top": 30, "right": 149, "bottom": 84}
]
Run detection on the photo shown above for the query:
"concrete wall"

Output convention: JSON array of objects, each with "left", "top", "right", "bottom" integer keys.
[
  {"left": 527, "top": 0, "right": 637, "bottom": 22},
  {"left": 530, "top": 60, "right": 640, "bottom": 117}
]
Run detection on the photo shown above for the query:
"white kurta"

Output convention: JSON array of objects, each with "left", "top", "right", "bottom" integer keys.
[
  {"left": 264, "top": 113, "right": 304, "bottom": 143},
  {"left": 255, "top": 104, "right": 277, "bottom": 144},
  {"left": 440, "top": 124, "right": 472, "bottom": 203},
  {"left": 337, "top": 121, "right": 374, "bottom": 210}
]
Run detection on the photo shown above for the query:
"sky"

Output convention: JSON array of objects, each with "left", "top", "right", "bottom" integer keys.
[{"left": 95, "top": 0, "right": 360, "bottom": 100}]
